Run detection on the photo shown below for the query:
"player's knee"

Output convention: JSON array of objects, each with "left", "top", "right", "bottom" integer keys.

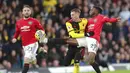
[{"left": 24, "top": 57, "right": 31, "bottom": 64}]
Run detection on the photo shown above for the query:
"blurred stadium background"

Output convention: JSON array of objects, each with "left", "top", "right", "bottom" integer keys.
[{"left": 0, "top": 0, "right": 130, "bottom": 73}]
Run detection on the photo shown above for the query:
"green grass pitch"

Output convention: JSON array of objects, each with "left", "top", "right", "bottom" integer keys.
[{"left": 85, "top": 70, "right": 130, "bottom": 73}]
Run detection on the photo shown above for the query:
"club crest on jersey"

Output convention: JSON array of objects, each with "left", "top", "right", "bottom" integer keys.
[
  {"left": 28, "top": 21, "right": 33, "bottom": 25},
  {"left": 68, "top": 26, "right": 71, "bottom": 29},
  {"left": 94, "top": 19, "right": 97, "bottom": 23}
]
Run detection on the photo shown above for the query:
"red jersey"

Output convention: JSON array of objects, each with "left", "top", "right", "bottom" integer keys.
[
  {"left": 87, "top": 14, "right": 117, "bottom": 43},
  {"left": 13, "top": 17, "right": 44, "bottom": 46}
]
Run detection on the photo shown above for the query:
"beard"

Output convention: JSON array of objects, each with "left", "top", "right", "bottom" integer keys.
[
  {"left": 24, "top": 15, "right": 30, "bottom": 18},
  {"left": 23, "top": 13, "right": 31, "bottom": 18}
]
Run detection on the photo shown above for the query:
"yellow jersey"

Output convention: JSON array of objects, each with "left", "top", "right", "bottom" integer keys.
[{"left": 65, "top": 18, "right": 88, "bottom": 38}]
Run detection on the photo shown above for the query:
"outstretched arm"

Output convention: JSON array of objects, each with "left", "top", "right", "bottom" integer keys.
[{"left": 102, "top": 16, "right": 120, "bottom": 23}]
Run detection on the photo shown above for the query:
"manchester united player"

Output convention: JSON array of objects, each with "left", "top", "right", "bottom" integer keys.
[
  {"left": 12, "top": 5, "right": 44, "bottom": 73},
  {"left": 42, "top": 6, "right": 120, "bottom": 73}
]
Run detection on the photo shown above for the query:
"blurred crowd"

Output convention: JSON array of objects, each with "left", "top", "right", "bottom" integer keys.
[{"left": 0, "top": 0, "right": 130, "bottom": 69}]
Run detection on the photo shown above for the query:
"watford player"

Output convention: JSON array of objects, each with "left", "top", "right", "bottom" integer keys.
[
  {"left": 12, "top": 5, "right": 44, "bottom": 73},
  {"left": 64, "top": 8, "right": 87, "bottom": 73}
]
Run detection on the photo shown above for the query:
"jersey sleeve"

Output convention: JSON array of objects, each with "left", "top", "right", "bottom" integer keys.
[
  {"left": 66, "top": 22, "right": 84, "bottom": 38},
  {"left": 35, "top": 19, "right": 44, "bottom": 31},
  {"left": 13, "top": 22, "right": 20, "bottom": 39},
  {"left": 102, "top": 16, "right": 117, "bottom": 23}
]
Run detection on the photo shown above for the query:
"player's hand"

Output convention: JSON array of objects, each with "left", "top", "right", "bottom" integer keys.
[
  {"left": 116, "top": 17, "right": 121, "bottom": 22},
  {"left": 12, "top": 38, "right": 17, "bottom": 43}
]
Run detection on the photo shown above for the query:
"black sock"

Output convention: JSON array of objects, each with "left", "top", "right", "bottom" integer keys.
[
  {"left": 91, "top": 62, "right": 101, "bottom": 73},
  {"left": 48, "top": 38, "right": 67, "bottom": 44},
  {"left": 74, "top": 52, "right": 81, "bottom": 63},
  {"left": 22, "top": 64, "right": 29, "bottom": 73}
]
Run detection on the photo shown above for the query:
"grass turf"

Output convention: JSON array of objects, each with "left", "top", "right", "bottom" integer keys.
[{"left": 86, "top": 70, "right": 130, "bottom": 73}]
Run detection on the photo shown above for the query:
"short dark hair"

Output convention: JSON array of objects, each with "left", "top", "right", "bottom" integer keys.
[
  {"left": 71, "top": 8, "right": 81, "bottom": 13},
  {"left": 93, "top": 6, "right": 103, "bottom": 13},
  {"left": 23, "top": 5, "right": 31, "bottom": 9}
]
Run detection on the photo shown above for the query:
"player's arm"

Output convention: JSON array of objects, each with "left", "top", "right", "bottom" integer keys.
[
  {"left": 66, "top": 22, "right": 84, "bottom": 38},
  {"left": 13, "top": 22, "right": 20, "bottom": 39},
  {"left": 102, "top": 16, "right": 120, "bottom": 23},
  {"left": 12, "top": 22, "right": 20, "bottom": 43},
  {"left": 35, "top": 19, "right": 44, "bottom": 31}
]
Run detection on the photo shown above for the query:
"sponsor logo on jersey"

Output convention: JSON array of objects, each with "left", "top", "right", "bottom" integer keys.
[
  {"left": 21, "top": 26, "right": 30, "bottom": 31},
  {"left": 68, "top": 26, "right": 71, "bottom": 29}
]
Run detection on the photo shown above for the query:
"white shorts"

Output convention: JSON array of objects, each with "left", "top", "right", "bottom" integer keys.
[
  {"left": 76, "top": 37, "right": 99, "bottom": 54},
  {"left": 23, "top": 42, "right": 38, "bottom": 62}
]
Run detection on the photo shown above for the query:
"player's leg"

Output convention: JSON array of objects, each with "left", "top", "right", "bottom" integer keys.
[
  {"left": 22, "top": 46, "right": 32, "bottom": 73},
  {"left": 51, "top": 37, "right": 86, "bottom": 46},
  {"left": 30, "top": 42, "right": 39, "bottom": 68},
  {"left": 74, "top": 47, "right": 85, "bottom": 63},
  {"left": 66, "top": 38, "right": 79, "bottom": 46},
  {"left": 22, "top": 42, "right": 38, "bottom": 73},
  {"left": 63, "top": 45, "right": 82, "bottom": 73},
  {"left": 22, "top": 57, "right": 30, "bottom": 73},
  {"left": 99, "top": 60, "right": 109, "bottom": 70},
  {"left": 46, "top": 38, "right": 67, "bottom": 44},
  {"left": 86, "top": 52, "right": 101, "bottom": 73},
  {"left": 70, "top": 38, "right": 88, "bottom": 73},
  {"left": 42, "top": 37, "right": 79, "bottom": 46},
  {"left": 85, "top": 37, "right": 101, "bottom": 73},
  {"left": 67, "top": 37, "right": 89, "bottom": 65},
  {"left": 64, "top": 45, "right": 77, "bottom": 66},
  {"left": 73, "top": 48, "right": 84, "bottom": 73}
]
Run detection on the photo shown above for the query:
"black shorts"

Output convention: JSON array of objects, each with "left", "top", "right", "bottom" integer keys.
[{"left": 64, "top": 45, "right": 85, "bottom": 66}]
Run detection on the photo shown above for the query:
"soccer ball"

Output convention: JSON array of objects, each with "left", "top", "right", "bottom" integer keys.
[{"left": 35, "top": 30, "right": 46, "bottom": 41}]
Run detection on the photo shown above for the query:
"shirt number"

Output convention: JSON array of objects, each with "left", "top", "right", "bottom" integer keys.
[
  {"left": 90, "top": 44, "right": 97, "bottom": 51},
  {"left": 26, "top": 46, "right": 32, "bottom": 52}
]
